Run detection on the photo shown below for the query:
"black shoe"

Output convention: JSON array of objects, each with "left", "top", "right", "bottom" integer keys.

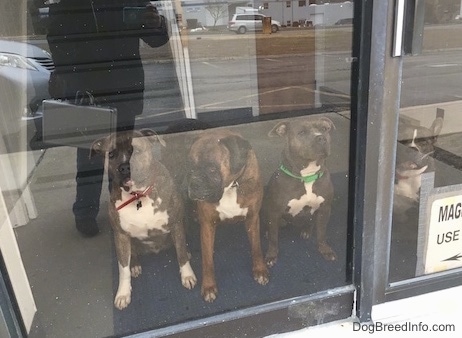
[{"left": 75, "top": 218, "right": 100, "bottom": 237}]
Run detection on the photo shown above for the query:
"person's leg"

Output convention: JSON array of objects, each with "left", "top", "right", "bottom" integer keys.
[
  {"left": 114, "top": 100, "right": 139, "bottom": 132},
  {"left": 73, "top": 147, "right": 104, "bottom": 236}
]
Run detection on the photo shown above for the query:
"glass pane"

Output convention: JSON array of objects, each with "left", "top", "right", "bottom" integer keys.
[
  {"left": 390, "top": 1, "right": 462, "bottom": 283},
  {"left": 1, "top": 1, "right": 353, "bottom": 336}
]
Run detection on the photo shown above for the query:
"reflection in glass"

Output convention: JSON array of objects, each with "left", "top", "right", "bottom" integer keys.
[
  {"left": 391, "top": 2, "right": 462, "bottom": 282},
  {"left": 1, "top": 1, "right": 353, "bottom": 336}
]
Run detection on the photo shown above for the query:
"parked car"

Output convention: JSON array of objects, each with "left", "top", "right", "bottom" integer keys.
[
  {"left": 228, "top": 14, "right": 281, "bottom": 34},
  {"left": 0, "top": 39, "right": 54, "bottom": 152}
]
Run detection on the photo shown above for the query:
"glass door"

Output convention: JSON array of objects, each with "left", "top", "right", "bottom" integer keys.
[
  {"left": 388, "top": 0, "right": 462, "bottom": 297},
  {"left": 0, "top": 0, "right": 385, "bottom": 336}
]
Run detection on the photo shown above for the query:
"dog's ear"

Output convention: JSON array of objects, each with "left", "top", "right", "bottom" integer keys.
[
  {"left": 139, "top": 128, "right": 166, "bottom": 147},
  {"left": 90, "top": 137, "right": 110, "bottom": 158},
  {"left": 220, "top": 135, "right": 251, "bottom": 174},
  {"left": 319, "top": 117, "right": 336, "bottom": 130},
  {"left": 268, "top": 121, "right": 288, "bottom": 137},
  {"left": 430, "top": 117, "right": 443, "bottom": 138}
]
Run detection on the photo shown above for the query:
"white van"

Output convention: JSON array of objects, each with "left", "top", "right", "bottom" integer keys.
[{"left": 228, "top": 14, "right": 281, "bottom": 34}]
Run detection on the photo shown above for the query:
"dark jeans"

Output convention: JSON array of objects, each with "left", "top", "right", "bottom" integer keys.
[{"left": 72, "top": 100, "right": 140, "bottom": 221}]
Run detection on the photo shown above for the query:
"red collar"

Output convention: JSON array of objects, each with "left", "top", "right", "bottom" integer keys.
[{"left": 116, "top": 186, "right": 153, "bottom": 211}]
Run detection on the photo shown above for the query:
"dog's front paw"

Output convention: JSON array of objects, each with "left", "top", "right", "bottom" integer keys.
[
  {"left": 182, "top": 275, "right": 197, "bottom": 290},
  {"left": 202, "top": 285, "right": 218, "bottom": 302},
  {"left": 266, "top": 255, "right": 278, "bottom": 267},
  {"left": 318, "top": 242, "right": 337, "bottom": 261},
  {"left": 131, "top": 265, "right": 142, "bottom": 278},
  {"left": 180, "top": 262, "right": 197, "bottom": 289},
  {"left": 265, "top": 251, "right": 278, "bottom": 268},
  {"left": 253, "top": 267, "right": 269, "bottom": 285},
  {"left": 114, "top": 292, "right": 131, "bottom": 310}
]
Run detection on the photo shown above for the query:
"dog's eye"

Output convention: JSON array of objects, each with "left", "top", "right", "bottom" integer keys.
[{"left": 108, "top": 151, "right": 115, "bottom": 159}]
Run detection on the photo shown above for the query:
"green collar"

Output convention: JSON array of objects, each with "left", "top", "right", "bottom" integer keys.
[{"left": 279, "top": 164, "right": 323, "bottom": 183}]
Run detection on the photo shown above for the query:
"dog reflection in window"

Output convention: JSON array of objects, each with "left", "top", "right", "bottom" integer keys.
[{"left": 393, "top": 115, "right": 443, "bottom": 223}]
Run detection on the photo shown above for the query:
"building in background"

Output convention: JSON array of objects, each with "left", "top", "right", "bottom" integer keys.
[
  {"left": 256, "top": 0, "right": 352, "bottom": 27},
  {"left": 179, "top": 0, "right": 353, "bottom": 29}
]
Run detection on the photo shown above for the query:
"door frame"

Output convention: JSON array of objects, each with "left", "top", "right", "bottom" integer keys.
[{"left": 360, "top": 0, "right": 462, "bottom": 311}]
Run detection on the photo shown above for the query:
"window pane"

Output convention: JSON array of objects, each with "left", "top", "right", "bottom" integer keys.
[
  {"left": 390, "top": 2, "right": 462, "bottom": 283},
  {"left": 1, "top": 1, "right": 354, "bottom": 336}
]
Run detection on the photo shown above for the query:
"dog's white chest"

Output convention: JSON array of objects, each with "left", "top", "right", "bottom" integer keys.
[
  {"left": 395, "top": 175, "right": 422, "bottom": 201},
  {"left": 395, "top": 178, "right": 420, "bottom": 200},
  {"left": 216, "top": 183, "right": 248, "bottom": 221},
  {"left": 116, "top": 190, "right": 169, "bottom": 239},
  {"left": 395, "top": 165, "right": 427, "bottom": 201},
  {"left": 287, "top": 163, "right": 325, "bottom": 216}
]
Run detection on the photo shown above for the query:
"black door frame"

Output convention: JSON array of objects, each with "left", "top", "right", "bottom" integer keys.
[{"left": 357, "top": 0, "right": 462, "bottom": 314}]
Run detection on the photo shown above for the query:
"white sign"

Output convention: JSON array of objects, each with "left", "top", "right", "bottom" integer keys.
[{"left": 424, "top": 195, "right": 462, "bottom": 274}]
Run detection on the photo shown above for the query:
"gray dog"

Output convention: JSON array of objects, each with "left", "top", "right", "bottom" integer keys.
[{"left": 263, "top": 117, "right": 337, "bottom": 267}]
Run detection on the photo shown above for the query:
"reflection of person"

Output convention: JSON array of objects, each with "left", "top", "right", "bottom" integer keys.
[{"left": 47, "top": 0, "right": 169, "bottom": 236}]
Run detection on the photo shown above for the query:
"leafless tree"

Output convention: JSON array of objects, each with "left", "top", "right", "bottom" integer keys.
[{"left": 205, "top": 0, "right": 228, "bottom": 27}]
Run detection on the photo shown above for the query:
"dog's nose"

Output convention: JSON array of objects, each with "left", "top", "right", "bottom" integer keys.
[
  {"left": 315, "top": 135, "right": 327, "bottom": 145},
  {"left": 118, "top": 163, "right": 130, "bottom": 175}
]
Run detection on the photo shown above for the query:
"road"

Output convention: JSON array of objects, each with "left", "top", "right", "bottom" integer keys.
[
  {"left": 11, "top": 25, "right": 462, "bottom": 147},
  {"left": 140, "top": 45, "right": 462, "bottom": 124},
  {"left": 400, "top": 50, "right": 462, "bottom": 108}
]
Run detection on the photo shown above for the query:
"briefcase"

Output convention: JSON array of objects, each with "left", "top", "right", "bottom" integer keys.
[{"left": 42, "top": 95, "right": 117, "bottom": 149}]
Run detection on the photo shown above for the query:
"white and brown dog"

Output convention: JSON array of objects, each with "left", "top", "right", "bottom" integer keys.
[
  {"left": 187, "top": 129, "right": 269, "bottom": 302},
  {"left": 90, "top": 129, "right": 196, "bottom": 310}
]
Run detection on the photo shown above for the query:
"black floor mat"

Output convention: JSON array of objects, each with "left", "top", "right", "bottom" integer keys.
[{"left": 112, "top": 173, "right": 349, "bottom": 336}]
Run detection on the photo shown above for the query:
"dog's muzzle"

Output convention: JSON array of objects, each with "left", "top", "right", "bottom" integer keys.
[
  {"left": 118, "top": 162, "right": 130, "bottom": 176},
  {"left": 397, "top": 144, "right": 433, "bottom": 170},
  {"left": 315, "top": 134, "right": 327, "bottom": 145},
  {"left": 117, "top": 162, "right": 133, "bottom": 188},
  {"left": 188, "top": 179, "right": 222, "bottom": 203},
  {"left": 307, "top": 135, "right": 330, "bottom": 158}
]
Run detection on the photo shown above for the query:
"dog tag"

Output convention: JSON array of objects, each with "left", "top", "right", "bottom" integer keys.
[{"left": 137, "top": 200, "right": 142, "bottom": 210}]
